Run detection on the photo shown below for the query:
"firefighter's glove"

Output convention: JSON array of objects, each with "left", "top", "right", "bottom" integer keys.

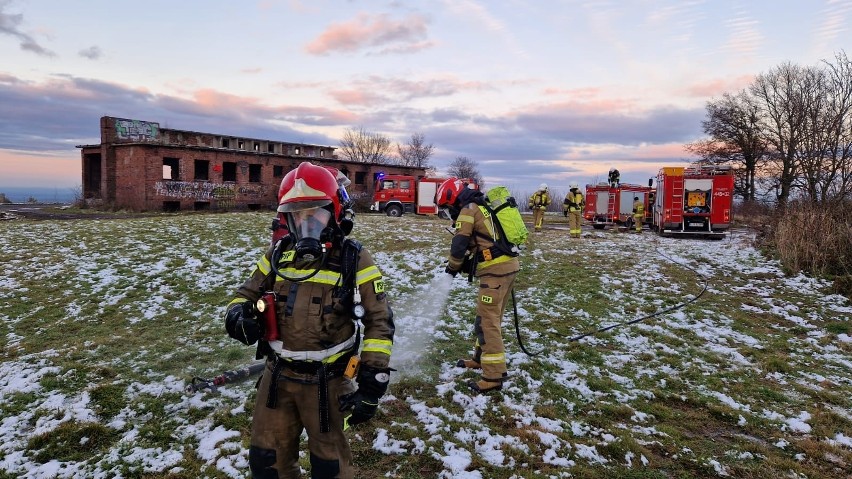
[
  {"left": 338, "top": 365, "right": 391, "bottom": 426},
  {"left": 225, "top": 302, "right": 262, "bottom": 346},
  {"left": 444, "top": 265, "right": 459, "bottom": 278}
]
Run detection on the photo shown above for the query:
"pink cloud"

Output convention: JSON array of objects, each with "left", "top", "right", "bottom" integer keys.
[
  {"left": 328, "top": 75, "right": 488, "bottom": 106},
  {"left": 188, "top": 88, "right": 358, "bottom": 124},
  {"left": 304, "top": 13, "right": 430, "bottom": 55},
  {"left": 328, "top": 89, "right": 387, "bottom": 106},
  {"left": 682, "top": 75, "right": 754, "bottom": 98}
]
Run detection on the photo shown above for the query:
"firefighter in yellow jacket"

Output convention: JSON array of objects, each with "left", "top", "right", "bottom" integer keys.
[
  {"left": 527, "top": 183, "right": 551, "bottom": 232},
  {"left": 225, "top": 162, "right": 394, "bottom": 479},
  {"left": 632, "top": 196, "right": 644, "bottom": 233},
  {"left": 437, "top": 178, "right": 519, "bottom": 394},
  {"left": 563, "top": 183, "right": 584, "bottom": 238}
]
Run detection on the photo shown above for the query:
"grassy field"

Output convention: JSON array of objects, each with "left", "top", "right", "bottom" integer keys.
[{"left": 0, "top": 212, "right": 850, "bottom": 478}]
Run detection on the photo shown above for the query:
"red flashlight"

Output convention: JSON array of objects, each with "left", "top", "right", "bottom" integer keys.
[{"left": 255, "top": 292, "right": 279, "bottom": 342}]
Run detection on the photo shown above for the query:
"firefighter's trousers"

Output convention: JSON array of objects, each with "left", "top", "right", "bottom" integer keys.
[
  {"left": 532, "top": 207, "right": 545, "bottom": 231},
  {"left": 568, "top": 210, "right": 582, "bottom": 238},
  {"left": 250, "top": 366, "right": 356, "bottom": 479},
  {"left": 633, "top": 213, "right": 643, "bottom": 232},
  {"left": 472, "top": 271, "right": 517, "bottom": 382}
]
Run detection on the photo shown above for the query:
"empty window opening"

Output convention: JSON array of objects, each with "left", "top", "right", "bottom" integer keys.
[
  {"left": 222, "top": 138, "right": 230, "bottom": 148},
  {"left": 194, "top": 202, "right": 210, "bottom": 211},
  {"left": 320, "top": 149, "right": 325, "bottom": 157},
  {"left": 268, "top": 143, "right": 275, "bottom": 153},
  {"left": 163, "top": 201, "right": 180, "bottom": 212},
  {"left": 273, "top": 165, "right": 284, "bottom": 177},
  {"left": 253, "top": 142, "right": 260, "bottom": 151},
  {"left": 238, "top": 140, "right": 244, "bottom": 149},
  {"left": 163, "top": 157, "right": 180, "bottom": 180},
  {"left": 294, "top": 146, "right": 300, "bottom": 155},
  {"left": 223, "top": 162, "right": 237, "bottom": 182},
  {"left": 249, "top": 164, "right": 262, "bottom": 183},
  {"left": 194, "top": 159, "right": 209, "bottom": 181},
  {"left": 355, "top": 171, "right": 366, "bottom": 185},
  {"left": 247, "top": 203, "right": 261, "bottom": 211}
]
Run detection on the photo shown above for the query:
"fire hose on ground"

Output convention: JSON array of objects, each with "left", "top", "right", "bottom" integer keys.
[{"left": 512, "top": 246, "right": 709, "bottom": 356}]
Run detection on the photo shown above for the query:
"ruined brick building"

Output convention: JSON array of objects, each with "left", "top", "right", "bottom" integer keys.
[{"left": 78, "top": 116, "right": 425, "bottom": 212}]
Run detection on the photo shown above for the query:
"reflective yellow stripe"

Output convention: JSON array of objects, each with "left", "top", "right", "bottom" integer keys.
[
  {"left": 227, "top": 298, "right": 249, "bottom": 308},
  {"left": 275, "top": 268, "right": 342, "bottom": 285},
  {"left": 362, "top": 338, "right": 393, "bottom": 356},
  {"left": 457, "top": 213, "right": 474, "bottom": 224},
  {"left": 478, "top": 254, "right": 514, "bottom": 269},
  {"left": 477, "top": 206, "right": 497, "bottom": 238},
  {"left": 356, "top": 265, "right": 382, "bottom": 286},
  {"left": 324, "top": 349, "right": 351, "bottom": 364},
  {"left": 480, "top": 352, "right": 505, "bottom": 364},
  {"left": 257, "top": 256, "right": 271, "bottom": 275}
]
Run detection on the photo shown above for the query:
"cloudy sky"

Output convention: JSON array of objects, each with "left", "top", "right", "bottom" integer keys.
[{"left": 1, "top": 0, "right": 850, "bottom": 192}]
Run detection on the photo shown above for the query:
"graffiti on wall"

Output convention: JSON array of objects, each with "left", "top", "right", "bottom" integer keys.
[
  {"left": 212, "top": 185, "right": 236, "bottom": 210},
  {"left": 238, "top": 184, "right": 265, "bottom": 198},
  {"left": 153, "top": 181, "right": 267, "bottom": 209},
  {"left": 155, "top": 181, "right": 225, "bottom": 199},
  {"left": 115, "top": 119, "right": 160, "bottom": 141}
]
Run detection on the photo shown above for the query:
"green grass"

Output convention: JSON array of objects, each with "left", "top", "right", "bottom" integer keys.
[{"left": 0, "top": 212, "right": 850, "bottom": 478}]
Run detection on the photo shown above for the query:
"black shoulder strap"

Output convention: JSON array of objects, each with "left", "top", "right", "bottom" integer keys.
[
  {"left": 341, "top": 238, "right": 362, "bottom": 293},
  {"left": 476, "top": 202, "right": 516, "bottom": 256}
]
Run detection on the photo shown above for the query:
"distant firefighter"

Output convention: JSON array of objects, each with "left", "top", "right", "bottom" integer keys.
[
  {"left": 632, "top": 196, "right": 644, "bottom": 233},
  {"left": 563, "top": 183, "right": 585, "bottom": 238},
  {"left": 608, "top": 168, "right": 620, "bottom": 188},
  {"left": 527, "top": 183, "right": 551, "bottom": 232}
]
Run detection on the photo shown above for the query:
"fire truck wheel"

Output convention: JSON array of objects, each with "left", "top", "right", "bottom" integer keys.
[
  {"left": 386, "top": 205, "right": 403, "bottom": 217},
  {"left": 592, "top": 224, "right": 605, "bottom": 230}
]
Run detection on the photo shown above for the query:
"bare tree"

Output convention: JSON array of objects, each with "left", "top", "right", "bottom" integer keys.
[
  {"left": 396, "top": 133, "right": 434, "bottom": 168},
  {"left": 338, "top": 126, "right": 392, "bottom": 164},
  {"left": 805, "top": 51, "right": 852, "bottom": 204},
  {"left": 750, "top": 62, "right": 811, "bottom": 205},
  {"left": 447, "top": 156, "right": 484, "bottom": 188},
  {"left": 687, "top": 91, "right": 769, "bottom": 201}
]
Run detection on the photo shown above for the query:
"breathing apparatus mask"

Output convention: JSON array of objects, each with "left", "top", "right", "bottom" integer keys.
[
  {"left": 443, "top": 204, "right": 461, "bottom": 221},
  {"left": 285, "top": 205, "right": 334, "bottom": 262}
]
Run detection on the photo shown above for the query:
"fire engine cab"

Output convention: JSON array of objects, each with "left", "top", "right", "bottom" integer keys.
[
  {"left": 584, "top": 183, "right": 655, "bottom": 230},
  {"left": 370, "top": 174, "right": 465, "bottom": 217},
  {"left": 652, "top": 165, "right": 734, "bottom": 239}
]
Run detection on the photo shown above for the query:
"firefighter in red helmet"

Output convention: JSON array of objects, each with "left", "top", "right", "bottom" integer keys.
[
  {"left": 225, "top": 161, "right": 394, "bottom": 479},
  {"left": 436, "top": 178, "right": 519, "bottom": 394},
  {"left": 269, "top": 166, "right": 354, "bottom": 246}
]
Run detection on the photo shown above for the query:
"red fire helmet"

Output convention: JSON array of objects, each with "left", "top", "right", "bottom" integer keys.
[
  {"left": 435, "top": 177, "right": 466, "bottom": 207},
  {"left": 276, "top": 162, "right": 341, "bottom": 221}
]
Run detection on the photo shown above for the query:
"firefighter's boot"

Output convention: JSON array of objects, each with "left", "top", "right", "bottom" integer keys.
[
  {"left": 456, "top": 359, "right": 481, "bottom": 369},
  {"left": 468, "top": 379, "right": 503, "bottom": 394}
]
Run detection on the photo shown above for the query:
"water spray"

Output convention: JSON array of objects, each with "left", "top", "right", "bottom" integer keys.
[{"left": 388, "top": 273, "right": 455, "bottom": 378}]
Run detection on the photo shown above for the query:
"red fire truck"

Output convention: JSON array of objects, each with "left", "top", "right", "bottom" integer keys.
[
  {"left": 652, "top": 165, "right": 734, "bottom": 239},
  {"left": 370, "top": 174, "right": 475, "bottom": 217},
  {"left": 583, "top": 183, "right": 655, "bottom": 230}
]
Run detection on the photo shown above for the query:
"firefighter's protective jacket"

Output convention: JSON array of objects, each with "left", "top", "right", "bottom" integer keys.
[
  {"left": 528, "top": 191, "right": 551, "bottom": 210},
  {"left": 448, "top": 201, "right": 520, "bottom": 277},
  {"left": 563, "top": 191, "right": 585, "bottom": 212},
  {"left": 608, "top": 169, "right": 620, "bottom": 184},
  {"left": 228, "top": 243, "right": 393, "bottom": 370}
]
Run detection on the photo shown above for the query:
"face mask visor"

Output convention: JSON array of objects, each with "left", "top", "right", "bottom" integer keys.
[{"left": 286, "top": 204, "right": 332, "bottom": 242}]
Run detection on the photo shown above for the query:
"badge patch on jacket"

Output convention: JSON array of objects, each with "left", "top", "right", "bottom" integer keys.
[
  {"left": 373, "top": 279, "right": 385, "bottom": 294},
  {"left": 481, "top": 294, "right": 493, "bottom": 304}
]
